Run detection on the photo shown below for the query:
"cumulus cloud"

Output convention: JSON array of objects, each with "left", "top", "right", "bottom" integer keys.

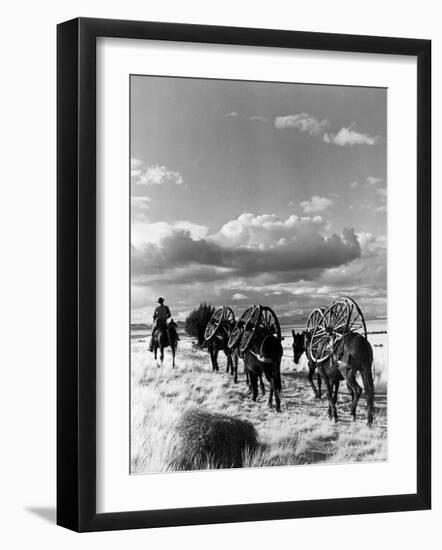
[
  {"left": 131, "top": 220, "right": 208, "bottom": 248},
  {"left": 131, "top": 221, "right": 388, "bottom": 322},
  {"left": 274, "top": 113, "right": 329, "bottom": 135},
  {"left": 323, "top": 127, "right": 380, "bottom": 146},
  {"left": 131, "top": 213, "right": 361, "bottom": 289},
  {"left": 131, "top": 158, "right": 184, "bottom": 187},
  {"left": 211, "top": 212, "right": 324, "bottom": 249},
  {"left": 367, "top": 176, "right": 383, "bottom": 186},
  {"left": 300, "top": 196, "right": 333, "bottom": 214},
  {"left": 274, "top": 115, "right": 382, "bottom": 149},
  {"left": 232, "top": 293, "right": 248, "bottom": 300},
  {"left": 131, "top": 158, "right": 144, "bottom": 180},
  {"left": 138, "top": 165, "right": 183, "bottom": 186},
  {"left": 131, "top": 196, "right": 151, "bottom": 219}
]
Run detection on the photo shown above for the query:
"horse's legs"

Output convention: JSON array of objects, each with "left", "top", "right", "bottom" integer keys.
[
  {"left": 317, "top": 371, "right": 322, "bottom": 398},
  {"left": 346, "top": 381, "right": 355, "bottom": 401},
  {"left": 259, "top": 373, "right": 265, "bottom": 395},
  {"left": 226, "top": 351, "right": 232, "bottom": 374},
  {"left": 319, "top": 366, "right": 338, "bottom": 422},
  {"left": 268, "top": 383, "right": 273, "bottom": 409},
  {"left": 274, "top": 382, "right": 281, "bottom": 412},
  {"left": 346, "top": 369, "right": 362, "bottom": 421},
  {"left": 233, "top": 352, "right": 238, "bottom": 383},
  {"left": 245, "top": 369, "right": 251, "bottom": 391},
  {"left": 308, "top": 363, "right": 320, "bottom": 398},
  {"left": 209, "top": 346, "right": 219, "bottom": 372},
  {"left": 172, "top": 345, "right": 176, "bottom": 368},
  {"left": 360, "top": 366, "right": 375, "bottom": 426},
  {"left": 249, "top": 372, "right": 258, "bottom": 402},
  {"left": 269, "top": 378, "right": 281, "bottom": 412},
  {"left": 160, "top": 345, "right": 164, "bottom": 364},
  {"left": 332, "top": 379, "right": 339, "bottom": 405}
]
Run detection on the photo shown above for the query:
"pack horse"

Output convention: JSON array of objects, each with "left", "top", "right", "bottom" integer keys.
[
  {"left": 204, "top": 306, "right": 238, "bottom": 377},
  {"left": 293, "top": 296, "right": 374, "bottom": 425},
  {"left": 229, "top": 305, "right": 283, "bottom": 412}
]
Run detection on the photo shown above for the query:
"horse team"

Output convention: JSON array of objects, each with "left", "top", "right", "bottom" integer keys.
[{"left": 149, "top": 303, "right": 375, "bottom": 426}]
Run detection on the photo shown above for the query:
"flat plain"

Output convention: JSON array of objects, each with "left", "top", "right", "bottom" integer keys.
[{"left": 131, "top": 321, "right": 387, "bottom": 474}]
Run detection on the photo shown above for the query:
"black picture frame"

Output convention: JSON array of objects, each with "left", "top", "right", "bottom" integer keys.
[{"left": 57, "top": 17, "right": 431, "bottom": 532}]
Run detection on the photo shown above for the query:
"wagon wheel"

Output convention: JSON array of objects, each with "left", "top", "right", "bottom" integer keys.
[
  {"left": 334, "top": 296, "right": 367, "bottom": 339},
  {"left": 308, "top": 301, "right": 350, "bottom": 363},
  {"left": 228, "top": 305, "right": 254, "bottom": 349},
  {"left": 239, "top": 305, "right": 262, "bottom": 353},
  {"left": 223, "top": 306, "right": 236, "bottom": 329},
  {"left": 204, "top": 306, "right": 224, "bottom": 341},
  {"left": 306, "top": 307, "right": 327, "bottom": 334},
  {"left": 260, "top": 306, "right": 281, "bottom": 340}
]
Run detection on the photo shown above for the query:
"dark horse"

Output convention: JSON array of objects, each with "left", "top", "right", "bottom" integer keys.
[
  {"left": 292, "top": 330, "right": 374, "bottom": 425},
  {"left": 292, "top": 330, "right": 327, "bottom": 399},
  {"left": 206, "top": 329, "right": 237, "bottom": 378},
  {"left": 151, "top": 319, "right": 178, "bottom": 367},
  {"left": 244, "top": 333, "right": 283, "bottom": 412},
  {"left": 208, "top": 333, "right": 266, "bottom": 395}
]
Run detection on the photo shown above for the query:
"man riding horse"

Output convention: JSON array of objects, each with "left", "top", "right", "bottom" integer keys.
[{"left": 148, "top": 297, "right": 173, "bottom": 352}]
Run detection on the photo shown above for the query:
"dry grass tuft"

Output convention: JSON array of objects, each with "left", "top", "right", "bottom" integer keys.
[{"left": 168, "top": 409, "right": 258, "bottom": 470}]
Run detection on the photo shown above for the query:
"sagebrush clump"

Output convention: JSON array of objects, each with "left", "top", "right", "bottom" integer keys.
[{"left": 168, "top": 408, "right": 259, "bottom": 470}]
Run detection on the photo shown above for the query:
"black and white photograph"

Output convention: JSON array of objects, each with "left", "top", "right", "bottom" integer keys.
[{"left": 130, "top": 75, "right": 388, "bottom": 474}]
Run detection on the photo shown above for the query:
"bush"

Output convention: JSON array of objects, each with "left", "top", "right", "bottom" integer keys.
[
  {"left": 168, "top": 409, "right": 259, "bottom": 470},
  {"left": 184, "top": 302, "right": 215, "bottom": 347}
]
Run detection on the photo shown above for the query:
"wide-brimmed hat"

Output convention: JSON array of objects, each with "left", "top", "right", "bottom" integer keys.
[{"left": 157, "top": 297, "right": 164, "bottom": 303}]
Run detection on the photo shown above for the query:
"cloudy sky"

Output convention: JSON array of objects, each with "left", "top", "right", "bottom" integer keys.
[{"left": 130, "top": 76, "right": 387, "bottom": 324}]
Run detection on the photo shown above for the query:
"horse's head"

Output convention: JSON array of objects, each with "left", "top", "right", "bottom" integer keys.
[{"left": 292, "top": 330, "right": 307, "bottom": 364}]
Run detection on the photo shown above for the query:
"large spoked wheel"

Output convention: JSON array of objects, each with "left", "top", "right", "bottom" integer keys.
[
  {"left": 228, "top": 305, "right": 254, "bottom": 349},
  {"left": 223, "top": 306, "right": 236, "bottom": 329},
  {"left": 309, "top": 301, "right": 350, "bottom": 363},
  {"left": 306, "top": 307, "right": 327, "bottom": 335},
  {"left": 239, "top": 305, "right": 262, "bottom": 353},
  {"left": 260, "top": 306, "right": 281, "bottom": 340},
  {"left": 205, "top": 306, "right": 236, "bottom": 342},
  {"left": 204, "top": 306, "right": 224, "bottom": 341},
  {"left": 334, "top": 296, "right": 367, "bottom": 339}
]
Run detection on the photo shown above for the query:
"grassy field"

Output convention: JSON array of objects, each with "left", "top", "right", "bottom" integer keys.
[{"left": 131, "top": 327, "right": 387, "bottom": 474}]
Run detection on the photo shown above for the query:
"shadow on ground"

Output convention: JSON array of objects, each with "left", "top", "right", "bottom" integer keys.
[{"left": 26, "top": 506, "right": 56, "bottom": 524}]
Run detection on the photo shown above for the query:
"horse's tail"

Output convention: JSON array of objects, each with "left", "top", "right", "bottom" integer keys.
[
  {"left": 260, "top": 336, "right": 283, "bottom": 391},
  {"left": 276, "top": 364, "right": 282, "bottom": 392},
  {"left": 359, "top": 343, "right": 375, "bottom": 425}
]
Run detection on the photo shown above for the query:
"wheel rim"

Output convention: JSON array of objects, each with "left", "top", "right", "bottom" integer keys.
[
  {"left": 260, "top": 306, "right": 281, "bottom": 340},
  {"left": 308, "top": 302, "right": 349, "bottom": 363},
  {"left": 306, "top": 307, "right": 326, "bottom": 334},
  {"left": 334, "top": 296, "right": 367, "bottom": 338},
  {"left": 204, "top": 306, "right": 224, "bottom": 341},
  {"left": 307, "top": 297, "right": 367, "bottom": 363},
  {"left": 228, "top": 305, "right": 254, "bottom": 348},
  {"left": 239, "top": 305, "right": 261, "bottom": 353},
  {"left": 223, "top": 306, "right": 235, "bottom": 327}
]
